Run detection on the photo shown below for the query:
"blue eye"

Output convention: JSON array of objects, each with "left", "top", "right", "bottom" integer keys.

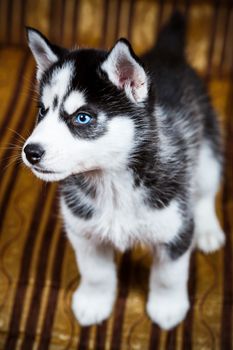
[{"left": 74, "top": 113, "right": 92, "bottom": 125}]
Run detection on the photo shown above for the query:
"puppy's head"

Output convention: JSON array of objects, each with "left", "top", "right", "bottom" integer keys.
[{"left": 22, "top": 29, "right": 150, "bottom": 181}]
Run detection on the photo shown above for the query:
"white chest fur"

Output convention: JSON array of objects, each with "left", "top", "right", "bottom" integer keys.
[{"left": 60, "top": 171, "right": 182, "bottom": 251}]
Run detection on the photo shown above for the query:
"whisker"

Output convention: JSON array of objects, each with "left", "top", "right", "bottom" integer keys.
[
  {"left": 2, "top": 154, "right": 21, "bottom": 162},
  {"left": 0, "top": 142, "right": 24, "bottom": 152},
  {"left": 24, "top": 129, "right": 33, "bottom": 138},
  {"left": 2, "top": 157, "right": 22, "bottom": 173},
  {"left": 0, "top": 146, "right": 22, "bottom": 151},
  {"left": 7, "top": 128, "right": 26, "bottom": 142},
  {"left": 1, "top": 141, "right": 24, "bottom": 147}
]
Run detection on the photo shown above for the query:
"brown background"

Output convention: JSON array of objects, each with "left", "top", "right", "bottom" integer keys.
[{"left": 0, "top": 0, "right": 232, "bottom": 349}]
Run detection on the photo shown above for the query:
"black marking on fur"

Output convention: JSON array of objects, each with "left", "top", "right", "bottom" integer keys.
[
  {"left": 165, "top": 218, "right": 194, "bottom": 260},
  {"left": 64, "top": 174, "right": 97, "bottom": 199},
  {"left": 61, "top": 181, "right": 94, "bottom": 220},
  {"left": 53, "top": 95, "right": 58, "bottom": 110}
]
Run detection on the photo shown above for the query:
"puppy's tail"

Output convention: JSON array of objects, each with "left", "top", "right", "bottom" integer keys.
[{"left": 146, "top": 11, "right": 186, "bottom": 60}]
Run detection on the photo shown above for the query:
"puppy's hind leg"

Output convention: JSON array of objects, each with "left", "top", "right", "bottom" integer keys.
[{"left": 194, "top": 143, "right": 225, "bottom": 253}]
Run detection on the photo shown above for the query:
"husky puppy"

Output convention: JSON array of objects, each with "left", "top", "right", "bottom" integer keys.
[{"left": 22, "top": 14, "right": 225, "bottom": 330}]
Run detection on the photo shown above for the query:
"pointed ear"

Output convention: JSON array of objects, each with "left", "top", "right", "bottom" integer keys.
[
  {"left": 101, "top": 39, "right": 148, "bottom": 103},
  {"left": 26, "top": 27, "right": 67, "bottom": 80}
]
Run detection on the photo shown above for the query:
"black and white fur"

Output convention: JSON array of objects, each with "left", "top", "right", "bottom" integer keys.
[{"left": 22, "top": 14, "right": 225, "bottom": 330}]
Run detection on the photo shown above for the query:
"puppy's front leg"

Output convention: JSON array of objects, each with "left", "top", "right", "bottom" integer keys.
[
  {"left": 147, "top": 246, "right": 191, "bottom": 330},
  {"left": 68, "top": 233, "right": 117, "bottom": 326}
]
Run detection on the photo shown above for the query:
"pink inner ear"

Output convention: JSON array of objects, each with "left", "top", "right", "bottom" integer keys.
[
  {"left": 33, "top": 42, "right": 52, "bottom": 68},
  {"left": 117, "top": 58, "right": 134, "bottom": 88}
]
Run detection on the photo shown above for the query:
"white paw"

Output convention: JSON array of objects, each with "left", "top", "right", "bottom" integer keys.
[
  {"left": 146, "top": 293, "right": 189, "bottom": 330},
  {"left": 196, "top": 227, "right": 225, "bottom": 253},
  {"left": 72, "top": 283, "right": 116, "bottom": 326}
]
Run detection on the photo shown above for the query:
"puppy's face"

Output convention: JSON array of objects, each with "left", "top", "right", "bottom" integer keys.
[{"left": 22, "top": 29, "right": 149, "bottom": 181}]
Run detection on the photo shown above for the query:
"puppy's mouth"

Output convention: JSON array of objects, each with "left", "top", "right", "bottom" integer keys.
[
  {"left": 33, "top": 166, "right": 57, "bottom": 174},
  {"left": 31, "top": 166, "right": 70, "bottom": 182}
]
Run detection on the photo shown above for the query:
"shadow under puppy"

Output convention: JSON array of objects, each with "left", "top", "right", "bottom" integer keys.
[{"left": 22, "top": 13, "right": 225, "bottom": 330}]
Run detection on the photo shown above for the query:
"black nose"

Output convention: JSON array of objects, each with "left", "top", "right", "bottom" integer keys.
[{"left": 24, "top": 143, "right": 45, "bottom": 165}]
